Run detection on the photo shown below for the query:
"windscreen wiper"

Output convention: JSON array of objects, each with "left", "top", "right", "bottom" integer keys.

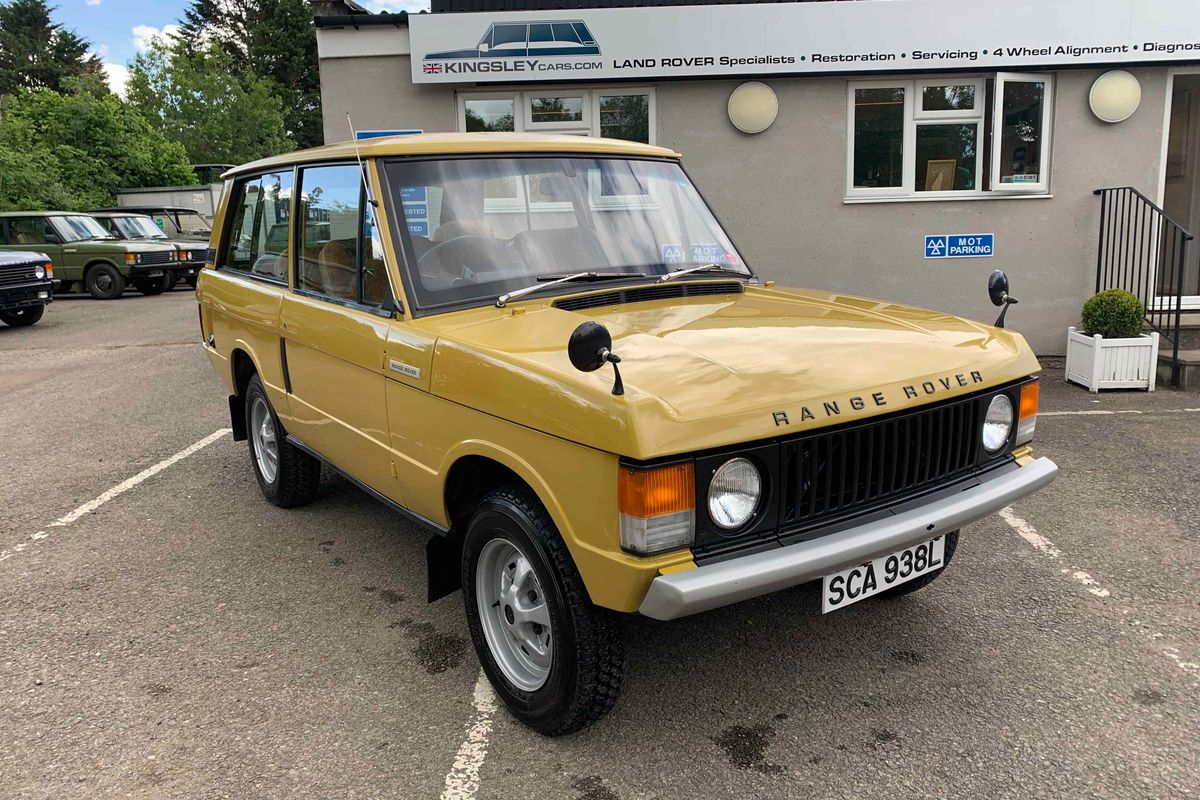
[
  {"left": 656, "top": 263, "right": 749, "bottom": 283},
  {"left": 496, "top": 271, "right": 645, "bottom": 308}
]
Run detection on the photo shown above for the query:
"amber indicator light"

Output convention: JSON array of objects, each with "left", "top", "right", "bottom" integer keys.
[
  {"left": 1019, "top": 380, "right": 1040, "bottom": 420},
  {"left": 617, "top": 463, "right": 694, "bottom": 517}
]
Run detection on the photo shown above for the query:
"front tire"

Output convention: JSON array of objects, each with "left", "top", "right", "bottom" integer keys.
[
  {"left": 244, "top": 374, "right": 320, "bottom": 508},
  {"left": 462, "top": 486, "right": 624, "bottom": 736},
  {"left": 85, "top": 264, "right": 125, "bottom": 300},
  {"left": 134, "top": 274, "right": 170, "bottom": 295},
  {"left": 0, "top": 304, "right": 45, "bottom": 327}
]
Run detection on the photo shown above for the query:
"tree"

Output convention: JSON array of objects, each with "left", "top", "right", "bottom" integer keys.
[
  {"left": 0, "top": 0, "right": 104, "bottom": 96},
  {"left": 180, "top": 0, "right": 322, "bottom": 149},
  {"left": 126, "top": 37, "right": 293, "bottom": 165},
  {"left": 0, "top": 88, "right": 195, "bottom": 210}
]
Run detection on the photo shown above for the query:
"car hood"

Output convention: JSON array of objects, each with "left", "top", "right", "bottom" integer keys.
[
  {"left": 429, "top": 284, "right": 1041, "bottom": 459},
  {"left": 71, "top": 240, "right": 175, "bottom": 254}
]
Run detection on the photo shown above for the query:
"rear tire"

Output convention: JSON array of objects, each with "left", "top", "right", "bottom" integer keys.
[
  {"left": 462, "top": 486, "right": 624, "bottom": 736},
  {"left": 134, "top": 274, "right": 170, "bottom": 295},
  {"left": 244, "top": 374, "right": 320, "bottom": 508},
  {"left": 0, "top": 304, "right": 44, "bottom": 327},
  {"left": 875, "top": 531, "right": 959, "bottom": 600},
  {"left": 165, "top": 272, "right": 179, "bottom": 291},
  {"left": 85, "top": 264, "right": 125, "bottom": 300}
]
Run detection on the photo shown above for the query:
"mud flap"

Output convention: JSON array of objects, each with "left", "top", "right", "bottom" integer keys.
[
  {"left": 426, "top": 533, "right": 462, "bottom": 602},
  {"left": 228, "top": 394, "right": 247, "bottom": 441}
]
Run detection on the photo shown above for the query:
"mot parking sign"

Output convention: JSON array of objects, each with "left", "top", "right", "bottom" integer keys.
[{"left": 925, "top": 234, "right": 994, "bottom": 259}]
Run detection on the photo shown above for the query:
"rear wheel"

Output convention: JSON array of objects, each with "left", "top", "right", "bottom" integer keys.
[
  {"left": 0, "top": 304, "right": 44, "bottom": 327},
  {"left": 875, "top": 531, "right": 959, "bottom": 600},
  {"left": 245, "top": 374, "right": 320, "bottom": 508},
  {"left": 165, "top": 272, "right": 179, "bottom": 291},
  {"left": 134, "top": 274, "right": 170, "bottom": 295},
  {"left": 463, "top": 486, "right": 624, "bottom": 736},
  {"left": 85, "top": 264, "right": 125, "bottom": 300}
]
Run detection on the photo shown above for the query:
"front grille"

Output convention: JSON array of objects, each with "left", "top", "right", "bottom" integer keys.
[
  {"left": 137, "top": 251, "right": 173, "bottom": 266},
  {"left": 0, "top": 263, "right": 40, "bottom": 287},
  {"left": 554, "top": 281, "right": 743, "bottom": 312},
  {"left": 781, "top": 394, "right": 982, "bottom": 527}
]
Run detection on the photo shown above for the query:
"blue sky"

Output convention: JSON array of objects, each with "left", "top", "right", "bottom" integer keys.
[{"left": 51, "top": 0, "right": 428, "bottom": 95}]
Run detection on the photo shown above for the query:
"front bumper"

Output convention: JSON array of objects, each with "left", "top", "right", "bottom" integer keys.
[
  {"left": 0, "top": 280, "right": 54, "bottom": 311},
  {"left": 639, "top": 456, "right": 1059, "bottom": 620}
]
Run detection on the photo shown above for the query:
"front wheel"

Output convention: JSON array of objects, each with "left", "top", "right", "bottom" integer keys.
[
  {"left": 85, "top": 264, "right": 125, "bottom": 300},
  {"left": 0, "top": 304, "right": 45, "bottom": 327},
  {"left": 462, "top": 487, "right": 624, "bottom": 736},
  {"left": 244, "top": 374, "right": 321, "bottom": 508},
  {"left": 134, "top": 274, "right": 170, "bottom": 295}
]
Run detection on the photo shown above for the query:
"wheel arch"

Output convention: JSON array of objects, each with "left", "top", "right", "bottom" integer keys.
[{"left": 82, "top": 258, "right": 122, "bottom": 279}]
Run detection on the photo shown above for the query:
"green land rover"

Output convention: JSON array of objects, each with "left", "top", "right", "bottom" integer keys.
[
  {"left": 89, "top": 211, "right": 204, "bottom": 291},
  {"left": 0, "top": 211, "right": 178, "bottom": 300}
]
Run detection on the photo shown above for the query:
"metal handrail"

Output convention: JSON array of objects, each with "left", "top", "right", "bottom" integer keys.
[{"left": 1093, "top": 186, "right": 1194, "bottom": 387}]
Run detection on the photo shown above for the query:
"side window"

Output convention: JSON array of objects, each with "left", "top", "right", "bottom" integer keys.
[
  {"left": 10, "top": 217, "right": 50, "bottom": 245},
  {"left": 298, "top": 164, "right": 389, "bottom": 308},
  {"left": 220, "top": 172, "right": 292, "bottom": 281}
]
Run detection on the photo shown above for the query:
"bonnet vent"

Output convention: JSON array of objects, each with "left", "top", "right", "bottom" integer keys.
[{"left": 554, "top": 281, "right": 744, "bottom": 312}]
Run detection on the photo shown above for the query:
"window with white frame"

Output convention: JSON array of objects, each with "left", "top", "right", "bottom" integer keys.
[
  {"left": 458, "top": 88, "right": 657, "bottom": 212},
  {"left": 846, "top": 73, "right": 1053, "bottom": 199}
]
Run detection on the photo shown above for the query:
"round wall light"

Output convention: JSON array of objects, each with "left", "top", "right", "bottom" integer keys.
[
  {"left": 728, "top": 82, "right": 779, "bottom": 134},
  {"left": 1089, "top": 70, "right": 1142, "bottom": 123}
]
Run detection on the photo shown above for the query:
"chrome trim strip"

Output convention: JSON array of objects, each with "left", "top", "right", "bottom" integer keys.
[{"left": 639, "top": 457, "right": 1059, "bottom": 621}]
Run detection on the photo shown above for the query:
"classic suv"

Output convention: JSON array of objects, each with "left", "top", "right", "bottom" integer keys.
[
  {"left": 0, "top": 249, "right": 54, "bottom": 327},
  {"left": 0, "top": 212, "right": 178, "bottom": 300},
  {"left": 97, "top": 205, "right": 212, "bottom": 287},
  {"left": 425, "top": 20, "right": 600, "bottom": 59},
  {"left": 197, "top": 133, "right": 1057, "bottom": 735},
  {"left": 89, "top": 211, "right": 204, "bottom": 290}
]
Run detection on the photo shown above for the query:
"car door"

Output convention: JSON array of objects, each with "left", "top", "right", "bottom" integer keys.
[
  {"left": 280, "top": 163, "right": 401, "bottom": 502},
  {"left": 3, "top": 217, "right": 65, "bottom": 277}
]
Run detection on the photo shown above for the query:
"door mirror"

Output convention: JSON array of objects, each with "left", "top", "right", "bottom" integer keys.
[
  {"left": 568, "top": 321, "right": 624, "bottom": 395},
  {"left": 478, "top": 41, "right": 489, "bottom": 53},
  {"left": 44, "top": 232, "right": 62, "bottom": 245},
  {"left": 987, "top": 270, "right": 1010, "bottom": 306}
]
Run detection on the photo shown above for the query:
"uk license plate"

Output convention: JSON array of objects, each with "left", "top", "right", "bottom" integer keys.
[
  {"left": 145, "top": 270, "right": 164, "bottom": 277},
  {"left": 821, "top": 536, "right": 945, "bottom": 613}
]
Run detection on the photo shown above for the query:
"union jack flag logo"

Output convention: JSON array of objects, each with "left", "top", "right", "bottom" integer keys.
[{"left": 423, "top": 62, "right": 443, "bottom": 74}]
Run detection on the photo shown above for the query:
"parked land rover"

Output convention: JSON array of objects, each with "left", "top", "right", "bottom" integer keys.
[
  {"left": 89, "top": 211, "right": 204, "bottom": 290},
  {"left": 0, "top": 249, "right": 54, "bottom": 327},
  {"left": 197, "top": 133, "right": 1057, "bottom": 735},
  {"left": 0, "top": 212, "right": 178, "bottom": 300}
]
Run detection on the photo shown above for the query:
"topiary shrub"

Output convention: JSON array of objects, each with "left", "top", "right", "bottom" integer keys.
[{"left": 1081, "top": 289, "right": 1144, "bottom": 339}]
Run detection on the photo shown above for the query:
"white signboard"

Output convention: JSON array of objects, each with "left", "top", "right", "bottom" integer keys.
[{"left": 410, "top": 0, "right": 1200, "bottom": 84}]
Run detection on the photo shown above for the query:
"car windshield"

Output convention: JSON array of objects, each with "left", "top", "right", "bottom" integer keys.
[
  {"left": 173, "top": 210, "right": 211, "bottom": 236},
  {"left": 383, "top": 157, "right": 749, "bottom": 311},
  {"left": 111, "top": 216, "right": 168, "bottom": 240},
  {"left": 55, "top": 215, "right": 115, "bottom": 242}
]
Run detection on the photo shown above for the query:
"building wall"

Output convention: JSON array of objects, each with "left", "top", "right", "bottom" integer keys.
[{"left": 316, "top": 46, "right": 1169, "bottom": 354}]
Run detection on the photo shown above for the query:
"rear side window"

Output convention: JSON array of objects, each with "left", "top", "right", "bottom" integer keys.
[
  {"left": 221, "top": 171, "right": 293, "bottom": 282},
  {"left": 296, "top": 164, "right": 389, "bottom": 308}
]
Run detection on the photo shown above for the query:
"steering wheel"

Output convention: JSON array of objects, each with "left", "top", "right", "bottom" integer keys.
[{"left": 416, "top": 235, "right": 509, "bottom": 273}]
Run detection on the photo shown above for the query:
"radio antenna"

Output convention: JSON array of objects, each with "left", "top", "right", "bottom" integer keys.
[{"left": 346, "top": 112, "right": 378, "bottom": 207}]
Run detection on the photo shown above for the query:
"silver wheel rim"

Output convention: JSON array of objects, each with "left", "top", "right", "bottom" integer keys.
[
  {"left": 250, "top": 396, "right": 279, "bottom": 484},
  {"left": 476, "top": 538, "right": 553, "bottom": 691}
]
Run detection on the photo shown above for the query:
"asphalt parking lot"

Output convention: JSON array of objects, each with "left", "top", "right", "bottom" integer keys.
[{"left": 2, "top": 291, "right": 1197, "bottom": 800}]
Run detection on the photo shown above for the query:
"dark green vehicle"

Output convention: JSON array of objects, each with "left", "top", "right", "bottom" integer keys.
[
  {"left": 0, "top": 211, "right": 178, "bottom": 300},
  {"left": 89, "top": 211, "right": 203, "bottom": 291}
]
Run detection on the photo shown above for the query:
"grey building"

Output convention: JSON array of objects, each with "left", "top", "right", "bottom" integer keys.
[{"left": 311, "top": 0, "right": 1200, "bottom": 373}]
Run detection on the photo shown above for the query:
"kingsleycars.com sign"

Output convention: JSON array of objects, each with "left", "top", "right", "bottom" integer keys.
[{"left": 410, "top": 0, "right": 1200, "bottom": 84}]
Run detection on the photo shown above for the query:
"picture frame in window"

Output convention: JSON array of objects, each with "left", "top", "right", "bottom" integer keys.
[{"left": 990, "top": 72, "right": 1054, "bottom": 194}]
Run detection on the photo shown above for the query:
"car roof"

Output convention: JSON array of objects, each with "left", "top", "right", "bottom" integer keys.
[
  {"left": 0, "top": 210, "right": 78, "bottom": 217},
  {"left": 92, "top": 206, "right": 198, "bottom": 212},
  {"left": 88, "top": 211, "right": 146, "bottom": 217},
  {"left": 226, "top": 132, "right": 681, "bottom": 179}
]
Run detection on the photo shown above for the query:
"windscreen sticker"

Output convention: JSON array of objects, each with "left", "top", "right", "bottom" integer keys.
[{"left": 662, "top": 243, "right": 737, "bottom": 265}]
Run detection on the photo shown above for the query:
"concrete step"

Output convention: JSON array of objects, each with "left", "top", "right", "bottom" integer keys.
[{"left": 1157, "top": 348, "right": 1200, "bottom": 391}]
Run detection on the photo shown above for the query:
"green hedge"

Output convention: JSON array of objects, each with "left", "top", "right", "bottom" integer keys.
[{"left": 1081, "top": 289, "right": 1144, "bottom": 339}]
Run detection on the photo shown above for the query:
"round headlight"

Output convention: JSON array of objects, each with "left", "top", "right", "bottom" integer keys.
[
  {"left": 34, "top": 265, "right": 45, "bottom": 279},
  {"left": 982, "top": 394, "right": 1014, "bottom": 453},
  {"left": 708, "top": 457, "right": 762, "bottom": 530}
]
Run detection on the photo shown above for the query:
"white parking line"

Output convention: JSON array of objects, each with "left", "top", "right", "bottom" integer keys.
[
  {"left": 1041, "top": 407, "right": 1200, "bottom": 417},
  {"left": 998, "top": 505, "right": 1200, "bottom": 677},
  {"left": 440, "top": 671, "right": 498, "bottom": 800},
  {"left": 0, "top": 429, "right": 230, "bottom": 565}
]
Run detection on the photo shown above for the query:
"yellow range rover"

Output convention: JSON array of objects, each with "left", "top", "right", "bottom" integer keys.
[{"left": 198, "top": 133, "right": 1057, "bottom": 735}]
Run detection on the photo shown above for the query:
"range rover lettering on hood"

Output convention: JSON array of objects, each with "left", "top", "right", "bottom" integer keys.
[{"left": 772, "top": 370, "right": 986, "bottom": 427}]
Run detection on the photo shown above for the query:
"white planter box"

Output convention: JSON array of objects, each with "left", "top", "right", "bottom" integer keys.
[{"left": 1065, "top": 327, "right": 1159, "bottom": 392}]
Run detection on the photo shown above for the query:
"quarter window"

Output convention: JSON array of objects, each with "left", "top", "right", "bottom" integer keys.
[
  {"left": 220, "top": 171, "right": 293, "bottom": 281},
  {"left": 846, "top": 74, "right": 1053, "bottom": 199},
  {"left": 296, "top": 164, "right": 389, "bottom": 308}
]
